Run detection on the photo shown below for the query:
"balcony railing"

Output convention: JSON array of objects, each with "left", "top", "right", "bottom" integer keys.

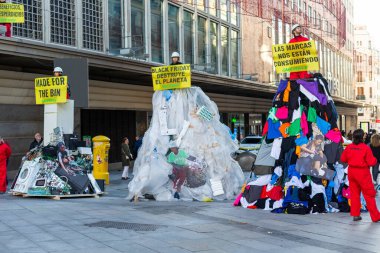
[{"left": 356, "top": 95, "right": 366, "bottom": 100}]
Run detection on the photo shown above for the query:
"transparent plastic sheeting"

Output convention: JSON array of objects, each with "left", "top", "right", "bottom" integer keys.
[{"left": 128, "top": 87, "right": 244, "bottom": 201}]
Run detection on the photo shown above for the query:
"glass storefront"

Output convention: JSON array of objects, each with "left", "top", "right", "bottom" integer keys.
[
  {"left": 183, "top": 11, "right": 194, "bottom": 64},
  {"left": 168, "top": 5, "right": 179, "bottom": 59},
  {"left": 151, "top": 0, "right": 163, "bottom": 63},
  {"left": 131, "top": 0, "right": 145, "bottom": 58},
  {"left": 210, "top": 22, "right": 218, "bottom": 74},
  {"left": 197, "top": 16, "right": 207, "bottom": 69}
]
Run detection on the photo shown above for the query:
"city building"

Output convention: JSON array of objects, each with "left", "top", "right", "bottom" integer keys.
[
  {"left": 241, "top": 0, "right": 359, "bottom": 132},
  {"left": 354, "top": 25, "right": 380, "bottom": 132}
]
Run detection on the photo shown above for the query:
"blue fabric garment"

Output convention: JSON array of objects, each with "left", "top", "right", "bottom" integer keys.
[
  {"left": 270, "top": 174, "right": 280, "bottom": 185},
  {"left": 163, "top": 90, "right": 173, "bottom": 101},
  {"left": 267, "top": 119, "right": 282, "bottom": 139},
  {"left": 316, "top": 116, "right": 331, "bottom": 135},
  {"left": 326, "top": 186, "right": 333, "bottom": 203},
  {"left": 288, "top": 164, "right": 300, "bottom": 178},
  {"left": 275, "top": 79, "right": 288, "bottom": 96},
  {"left": 283, "top": 186, "right": 309, "bottom": 208},
  {"left": 282, "top": 147, "right": 295, "bottom": 186},
  {"left": 295, "top": 135, "right": 308, "bottom": 146}
]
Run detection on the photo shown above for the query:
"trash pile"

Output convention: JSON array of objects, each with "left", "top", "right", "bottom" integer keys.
[
  {"left": 128, "top": 87, "right": 244, "bottom": 201},
  {"left": 11, "top": 129, "right": 101, "bottom": 196},
  {"left": 234, "top": 74, "right": 354, "bottom": 214}
]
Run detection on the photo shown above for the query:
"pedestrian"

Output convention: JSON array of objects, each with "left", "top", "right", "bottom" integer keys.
[
  {"left": 29, "top": 133, "right": 43, "bottom": 151},
  {"left": 0, "top": 137, "right": 11, "bottom": 193},
  {"left": 121, "top": 137, "right": 133, "bottom": 180},
  {"left": 57, "top": 142, "right": 72, "bottom": 170},
  {"left": 0, "top": 0, "right": 11, "bottom": 38},
  {"left": 167, "top": 141, "right": 189, "bottom": 199},
  {"left": 53, "top": 67, "right": 71, "bottom": 99},
  {"left": 370, "top": 134, "right": 380, "bottom": 186},
  {"left": 341, "top": 130, "right": 346, "bottom": 137},
  {"left": 289, "top": 24, "right": 312, "bottom": 80},
  {"left": 347, "top": 130, "right": 353, "bottom": 140},
  {"left": 170, "top": 52, "right": 183, "bottom": 65},
  {"left": 133, "top": 135, "right": 143, "bottom": 159},
  {"left": 341, "top": 129, "right": 380, "bottom": 222}
]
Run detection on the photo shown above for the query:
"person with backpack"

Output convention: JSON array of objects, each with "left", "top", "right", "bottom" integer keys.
[
  {"left": 369, "top": 134, "right": 380, "bottom": 186},
  {"left": 341, "top": 129, "right": 380, "bottom": 222}
]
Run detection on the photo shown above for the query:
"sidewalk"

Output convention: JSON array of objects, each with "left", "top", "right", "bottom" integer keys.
[{"left": 1, "top": 171, "right": 380, "bottom": 253}]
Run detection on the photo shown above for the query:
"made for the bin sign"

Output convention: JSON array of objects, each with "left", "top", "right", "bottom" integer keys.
[
  {"left": 151, "top": 64, "right": 191, "bottom": 91},
  {"left": 34, "top": 76, "right": 67, "bottom": 104},
  {"left": 0, "top": 4, "right": 25, "bottom": 23},
  {"left": 272, "top": 40, "right": 319, "bottom": 73}
]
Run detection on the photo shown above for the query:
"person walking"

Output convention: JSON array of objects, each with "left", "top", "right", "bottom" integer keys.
[
  {"left": 121, "top": 137, "right": 133, "bottom": 180},
  {"left": 29, "top": 133, "right": 43, "bottom": 151},
  {"left": 347, "top": 130, "right": 353, "bottom": 140},
  {"left": 341, "top": 129, "right": 380, "bottom": 222},
  {"left": 369, "top": 134, "right": 380, "bottom": 186},
  {"left": 0, "top": 137, "right": 11, "bottom": 193}
]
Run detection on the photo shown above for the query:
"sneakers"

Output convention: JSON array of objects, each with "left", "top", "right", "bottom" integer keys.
[{"left": 353, "top": 216, "right": 362, "bottom": 221}]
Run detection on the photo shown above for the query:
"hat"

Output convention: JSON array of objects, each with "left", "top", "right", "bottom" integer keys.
[
  {"left": 292, "top": 24, "right": 301, "bottom": 32},
  {"left": 169, "top": 140, "right": 178, "bottom": 148},
  {"left": 171, "top": 52, "right": 180, "bottom": 58},
  {"left": 57, "top": 142, "right": 65, "bottom": 148},
  {"left": 53, "top": 67, "right": 63, "bottom": 73}
]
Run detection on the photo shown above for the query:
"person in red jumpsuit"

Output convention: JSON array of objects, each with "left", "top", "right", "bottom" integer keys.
[
  {"left": 0, "top": 137, "right": 11, "bottom": 193},
  {"left": 341, "top": 129, "right": 380, "bottom": 222},
  {"left": 289, "top": 24, "right": 312, "bottom": 80},
  {"left": 0, "top": 0, "right": 11, "bottom": 37}
]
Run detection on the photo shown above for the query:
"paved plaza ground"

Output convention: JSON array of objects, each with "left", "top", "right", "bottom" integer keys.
[{"left": 1, "top": 171, "right": 380, "bottom": 253}]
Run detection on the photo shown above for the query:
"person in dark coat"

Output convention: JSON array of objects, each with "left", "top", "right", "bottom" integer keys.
[
  {"left": 121, "top": 137, "right": 133, "bottom": 180},
  {"left": 133, "top": 136, "right": 143, "bottom": 159},
  {"left": 370, "top": 134, "right": 380, "bottom": 185},
  {"left": 29, "top": 133, "right": 43, "bottom": 151}
]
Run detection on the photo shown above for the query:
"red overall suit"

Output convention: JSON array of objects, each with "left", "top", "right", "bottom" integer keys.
[
  {"left": 0, "top": 142, "right": 11, "bottom": 193},
  {"left": 288, "top": 35, "right": 312, "bottom": 80},
  {"left": 341, "top": 143, "right": 380, "bottom": 222}
]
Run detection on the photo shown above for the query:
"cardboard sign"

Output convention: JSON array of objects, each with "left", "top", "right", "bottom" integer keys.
[
  {"left": 151, "top": 64, "right": 191, "bottom": 91},
  {"left": 35, "top": 76, "right": 68, "bottom": 104},
  {"left": 272, "top": 41, "right": 319, "bottom": 73},
  {"left": 0, "top": 4, "right": 24, "bottom": 23}
]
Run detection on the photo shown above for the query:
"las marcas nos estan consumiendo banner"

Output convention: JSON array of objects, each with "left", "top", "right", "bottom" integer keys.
[{"left": 272, "top": 40, "right": 319, "bottom": 73}]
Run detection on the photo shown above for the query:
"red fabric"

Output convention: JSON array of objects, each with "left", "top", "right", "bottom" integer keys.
[
  {"left": 259, "top": 185, "right": 267, "bottom": 199},
  {"left": 0, "top": 24, "right": 11, "bottom": 37},
  {"left": 348, "top": 168, "right": 380, "bottom": 222},
  {"left": 247, "top": 205, "right": 257, "bottom": 209},
  {"left": 262, "top": 121, "right": 269, "bottom": 136},
  {"left": 341, "top": 143, "right": 377, "bottom": 169},
  {"left": 172, "top": 166, "right": 187, "bottom": 192},
  {"left": 0, "top": 143, "right": 11, "bottom": 192},
  {"left": 289, "top": 35, "right": 312, "bottom": 80},
  {"left": 265, "top": 185, "right": 283, "bottom": 201},
  {"left": 233, "top": 193, "right": 242, "bottom": 206}
]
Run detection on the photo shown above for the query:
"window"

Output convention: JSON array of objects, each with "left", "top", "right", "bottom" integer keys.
[
  {"left": 12, "top": 0, "right": 43, "bottom": 40},
  {"left": 369, "top": 40, "right": 372, "bottom": 49},
  {"left": 369, "top": 56, "right": 372, "bottom": 65},
  {"left": 197, "top": 0, "right": 205, "bottom": 12},
  {"left": 357, "top": 71, "right": 363, "bottom": 82},
  {"left": 209, "top": 22, "right": 218, "bottom": 74},
  {"left": 197, "top": 16, "right": 207, "bottom": 69},
  {"left": 221, "top": 26, "right": 229, "bottom": 75},
  {"left": 298, "top": 0, "right": 301, "bottom": 13},
  {"left": 231, "top": 30, "right": 239, "bottom": 77},
  {"left": 370, "top": 71, "right": 372, "bottom": 81},
  {"left": 357, "top": 87, "right": 364, "bottom": 95},
  {"left": 168, "top": 5, "right": 179, "bottom": 60},
  {"left": 183, "top": 11, "right": 194, "bottom": 65},
  {"left": 151, "top": 0, "right": 163, "bottom": 63},
  {"left": 303, "top": 1, "right": 306, "bottom": 15},
  {"left": 313, "top": 10, "right": 317, "bottom": 25},
  {"left": 370, "top": 87, "right": 373, "bottom": 98},
  {"left": 108, "top": 0, "right": 122, "bottom": 53},
  {"left": 231, "top": 2, "right": 238, "bottom": 26},
  {"left": 131, "top": 0, "right": 145, "bottom": 57},
  {"left": 308, "top": 6, "right": 312, "bottom": 22},
  {"left": 209, "top": 0, "right": 217, "bottom": 16},
  {"left": 318, "top": 13, "right": 321, "bottom": 28},
  {"left": 220, "top": 0, "right": 228, "bottom": 21},
  {"left": 83, "top": 0, "right": 104, "bottom": 51},
  {"left": 50, "top": 0, "right": 76, "bottom": 46}
]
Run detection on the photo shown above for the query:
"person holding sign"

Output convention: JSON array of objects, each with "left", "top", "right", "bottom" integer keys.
[
  {"left": 54, "top": 67, "right": 71, "bottom": 99},
  {"left": 0, "top": 0, "right": 11, "bottom": 37},
  {"left": 289, "top": 24, "right": 312, "bottom": 80},
  {"left": 171, "top": 52, "right": 183, "bottom": 65}
]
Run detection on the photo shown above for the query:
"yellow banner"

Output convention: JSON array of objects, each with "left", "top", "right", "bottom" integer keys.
[
  {"left": 0, "top": 4, "right": 24, "bottom": 23},
  {"left": 151, "top": 64, "right": 191, "bottom": 91},
  {"left": 35, "top": 76, "right": 68, "bottom": 104},
  {"left": 272, "top": 41, "right": 319, "bottom": 73}
]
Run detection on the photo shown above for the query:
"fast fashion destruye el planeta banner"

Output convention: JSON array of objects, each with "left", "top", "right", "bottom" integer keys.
[
  {"left": 0, "top": 4, "right": 24, "bottom": 23},
  {"left": 35, "top": 76, "right": 68, "bottom": 104},
  {"left": 272, "top": 41, "right": 320, "bottom": 73},
  {"left": 151, "top": 64, "right": 191, "bottom": 91}
]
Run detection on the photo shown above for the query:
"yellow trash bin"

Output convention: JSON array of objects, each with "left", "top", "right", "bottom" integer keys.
[{"left": 92, "top": 135, "right": 110, "bottom": 185}]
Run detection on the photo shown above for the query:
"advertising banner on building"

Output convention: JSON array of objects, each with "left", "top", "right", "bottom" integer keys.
[
  {"left": 151, "top": 64, "right": 191, "bottom": 91},
  {"left": 0, "top": 4, "right": 24, "bottom": 23},
  {"left": 272, "top": 41, "right": 319, "bottom": 73},
  {"left": 35, "top": 76, "right": 68, "bottom": 104}
]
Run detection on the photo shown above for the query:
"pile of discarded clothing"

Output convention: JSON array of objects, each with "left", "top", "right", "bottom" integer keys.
[
  {"left": 234, "top": 74, "right": 355, "bottom": 214},
  {"left": 11, "top": 145, "right": 101, "bottom": 196}
]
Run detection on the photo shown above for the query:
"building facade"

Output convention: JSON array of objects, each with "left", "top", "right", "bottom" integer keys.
[
  {"left": 354, "top": 25, "right": 380, "bottom": 132},
  {"left": 241, "top": 0, "right": 359, "bottom": 132}
]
